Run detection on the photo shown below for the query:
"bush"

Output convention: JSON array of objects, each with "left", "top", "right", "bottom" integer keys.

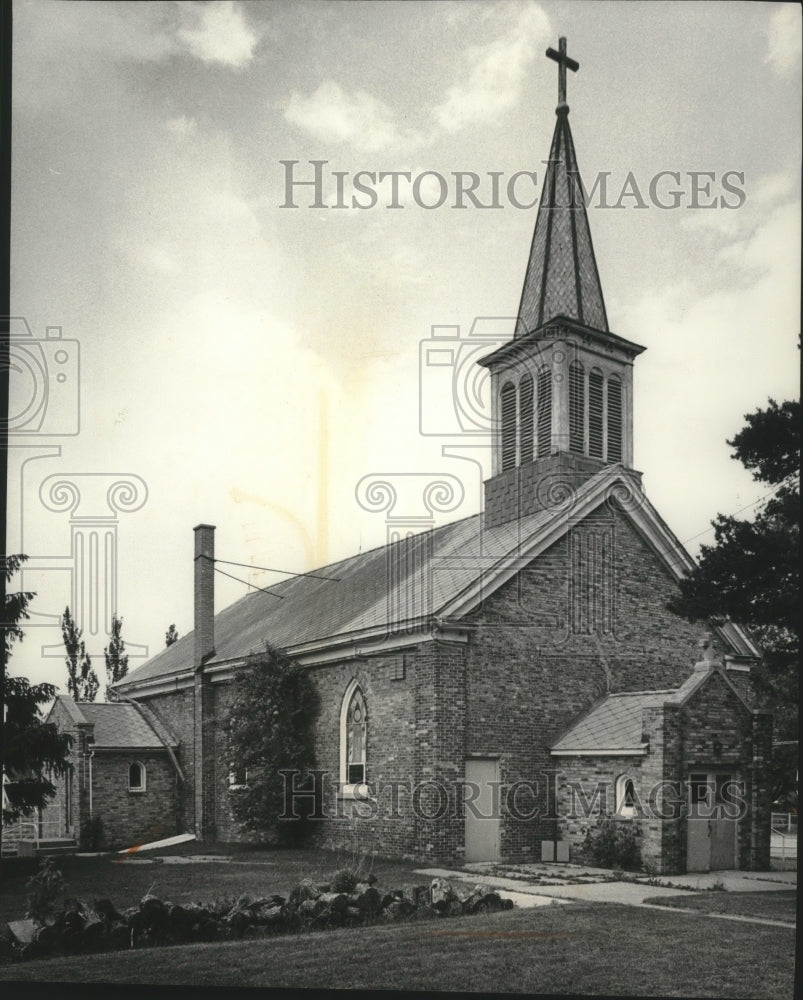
[
  {"left": 25, "top": 857, "right": 65, "bottom": 923},
  {"left": 81, "top": 815, "right": 104, "bottom": 850},
  {"left": 584, "top": 815, "right": 642, "bottom": 871}
]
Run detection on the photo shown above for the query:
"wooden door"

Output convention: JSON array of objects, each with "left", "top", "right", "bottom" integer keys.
[
  {"left": 710, "top": 773, "right": 738, "bottom": 870},
  {"left": 464, "top": 758, "right": 500, "bottom": 863},
  {"left": 687, "top": 772, "right": 739, "bottom": 872}
]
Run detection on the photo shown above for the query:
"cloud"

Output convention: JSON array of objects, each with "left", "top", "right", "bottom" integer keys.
[
  {"left": 765, "top": 5, "right": 802, "bottom": 76},
  {"left": 177, "top": 1, "right": 259, "bottom": 68},
  {"left": 283, "top": 80, "right": 423, "bottom": 152},
  {"left": 432, "top": 2, "right": 550, "bottom": 133}
]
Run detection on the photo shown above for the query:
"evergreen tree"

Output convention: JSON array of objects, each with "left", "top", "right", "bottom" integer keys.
[
  {"left": 3, "top": 556, "right": 72, "bottom": 823},
  {"left": 61, "top": 606, "right": 99, "bottom": 703},
  {"left": 104, "top": 613, "right": 129, "bottom": 693}
]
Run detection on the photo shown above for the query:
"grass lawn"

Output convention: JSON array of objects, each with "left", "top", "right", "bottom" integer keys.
[
  {"left": 642, "top": 890, "right": 797, "bottom": 923},
  {"left": 0, "top": 900, "right": 795, "bottom": 997},
  {"left": 0, "top": 844, "right": 435, "bottom": 927}
]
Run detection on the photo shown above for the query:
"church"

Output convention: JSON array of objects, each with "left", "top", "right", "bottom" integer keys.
[{"left": 105, "top": 39, "right": 771, "bottom": 874}]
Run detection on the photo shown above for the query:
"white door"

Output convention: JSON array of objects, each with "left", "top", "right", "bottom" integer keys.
[{"left": 464, "top": 758, "right": 501, "bottom": 862}]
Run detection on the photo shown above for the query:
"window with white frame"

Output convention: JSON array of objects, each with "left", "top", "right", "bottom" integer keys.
[
  {"left": 128, "top": 761, "right": 146, "bottom": 793},
  {"left": 615, "top": 774, "right": 637, "bottom": 817}
]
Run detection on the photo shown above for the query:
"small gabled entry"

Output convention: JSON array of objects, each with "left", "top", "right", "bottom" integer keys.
[
  {"left": 687, "top": 771, "right": 740, "bottom": 872},
  {"left": 464, "top": 758, "right": 500, "bottom": 862}
]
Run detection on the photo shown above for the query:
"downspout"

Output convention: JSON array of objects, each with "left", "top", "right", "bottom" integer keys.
[{"left": 88, "top": 742, "right": 95, "bottom": 817}]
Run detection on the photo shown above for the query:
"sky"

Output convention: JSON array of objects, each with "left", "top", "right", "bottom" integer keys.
[{"left": 7, "top": 0, "right": 801, "bottom": 694}]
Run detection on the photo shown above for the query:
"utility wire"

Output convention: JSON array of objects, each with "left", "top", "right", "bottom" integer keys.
[
  {"left": 214, "top": 558, "right": 340, "bottom": 582},
  {"left": 213, "top": 564, "right": 285, "bottom": 599}
]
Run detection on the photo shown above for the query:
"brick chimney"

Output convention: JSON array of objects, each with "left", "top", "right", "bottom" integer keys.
[{"left": 193, "top": 524, "right": 215, "bottom": 666}]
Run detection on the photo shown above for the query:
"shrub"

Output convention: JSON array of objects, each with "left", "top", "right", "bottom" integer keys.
[
  {"left": 330, "top": 869, "right": 358, "bottom": 894},
  {"left": 584, "top": 815, "right": 642, "bottom": 871},
  {"left": 25, "top": 857, "right": 65, "bottom": 923},
  {"left": 81, "top": 815, "right": 104, "bottom": 850}
]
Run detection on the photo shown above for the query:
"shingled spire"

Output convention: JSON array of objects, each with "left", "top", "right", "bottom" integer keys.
[{"left": 516, "top": 38, "right": 608, "bottom": 335}]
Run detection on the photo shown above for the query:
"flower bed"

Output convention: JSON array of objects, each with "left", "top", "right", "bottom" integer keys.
[{"left": 0, "top": 875, "right": 513, "bottom": 963}]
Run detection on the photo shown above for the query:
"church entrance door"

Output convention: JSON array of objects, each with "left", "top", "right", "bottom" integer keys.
[
  {"left": 464, "top": 758, "right": 501, "bottom": 862},
  {"left": 686, "top": 771, "right": 739, "bottom": 872}
]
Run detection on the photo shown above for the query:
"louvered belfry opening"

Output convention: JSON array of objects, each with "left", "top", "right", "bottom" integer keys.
[
  {"left": 519, "top": 374, "right": 534, "bottom": 465},
  {"left": 589, "top": 369, "right": 604, "bottom": 459},
  {"left": 536, "top": 367, "right": 552, "bottom": 458},
  {"left": 569, "top": 361, "right": 585, "bottom": 454},
  {"left": 477, "top": 39, "right": 646, "bottom": 529},
  {"left": 607, "top": 375, "right": 623, "bottom": 462},
  {"left": 501, "top": 381, "right": 517, "bottom": 472}
]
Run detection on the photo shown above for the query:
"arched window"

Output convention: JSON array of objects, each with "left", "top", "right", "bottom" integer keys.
[
  {"left": 128, "top": 762, "right": 146, "bottom": 793},
  {"left": 607, "top": 375, "right": 623, "bottom": 462},
  {"left": 536, "top": 367, "right": 552, "bottom": 457},
  {"left": 340, "top": 682, "right": 367, "bottom": 787},
  {"left": 588, "top": 368, "right": 604, "bottom": 459},
  {"left": 500, "top": 381, "right": 517, "bottom": 471},
  {"left": 518, "top": 374, "right": 534, "bottom": 465},
  {"left": 615, "top": 774, "right": 637, "bottom": 818},
  {"left": 569, "top": 361, "right": 585, "bottom": 454}
]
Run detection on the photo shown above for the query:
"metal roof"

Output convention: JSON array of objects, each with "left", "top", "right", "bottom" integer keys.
[{"left": 118, "top": 498, "right": 565, "bottom": 689}]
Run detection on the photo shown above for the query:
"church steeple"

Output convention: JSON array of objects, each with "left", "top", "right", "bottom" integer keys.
[
  {"left": 479, "top": 38, "right": 646, "bottom": 529},
  {"left": 518, "top": 37, "right": 608, "bottom": 335}
]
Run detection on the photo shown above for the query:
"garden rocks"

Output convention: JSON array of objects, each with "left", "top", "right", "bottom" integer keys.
[{"left": 0, "top": 875, "right": 514, "bottom": 965}]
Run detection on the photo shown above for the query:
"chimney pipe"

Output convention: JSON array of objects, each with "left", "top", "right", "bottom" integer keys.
[{"left": 193, "top": 524, "right": 215, "bottom": 667}]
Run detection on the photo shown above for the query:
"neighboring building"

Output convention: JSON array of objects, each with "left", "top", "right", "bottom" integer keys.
[
  {"left": 112, "top": 39, "right": 772, "bottom": 873},
  {"left": 43, "top": 695, "right": 182, "bottom": 851}
]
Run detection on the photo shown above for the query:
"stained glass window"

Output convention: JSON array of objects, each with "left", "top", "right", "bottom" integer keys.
[{"left": 346, "top": 687, "right": 367, "bottom": 784}]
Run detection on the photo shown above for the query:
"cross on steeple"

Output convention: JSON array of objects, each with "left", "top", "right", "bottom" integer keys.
[{"left": 546, "top": 36, "right": 579, "bottom": 107}]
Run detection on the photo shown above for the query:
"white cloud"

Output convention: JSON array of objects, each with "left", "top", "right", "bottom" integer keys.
[
  {"left": 283, "top": 80, "right": 423, "bottom": 152},
  {"left": 432, "top": 2, "right": 550, "bottom": 133},
  {"left": 765, "top": 4, "right": 802, "bottom": 76},
  {"left": 177, "top": 1, "right": 259, "bottom": 68}
]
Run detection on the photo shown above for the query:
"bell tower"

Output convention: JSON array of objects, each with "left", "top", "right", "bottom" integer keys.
[{"left": 480, "top": 37, "right": 646, "bottom": 528}]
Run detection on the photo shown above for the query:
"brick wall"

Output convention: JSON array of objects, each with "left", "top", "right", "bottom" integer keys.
[
  {"left": 484, "top": 453, "right": 616, "bottom": 528},
  {"left": 139, "top": 687, "right": 195, "bottom": 833},
  {"left": 89, "top": 751, "right": 179, "bottom": 849},
  {"left": 461, "top": 503, "right": 734, "bottom": 863}
]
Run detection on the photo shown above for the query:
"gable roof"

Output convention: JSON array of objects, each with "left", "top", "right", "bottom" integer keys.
[
  {"left": 551, "top": 665, "right": 754, "bottom": 755},
  {"left": 116, "top": 464, "right": 759, "bottom": 694},
  {"left": 50, "top": 696, "right": 176, "bottom": 750}
]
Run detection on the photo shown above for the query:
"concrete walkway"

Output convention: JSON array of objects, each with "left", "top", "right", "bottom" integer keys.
[
  {"left": 415, "top": 866, "right": 797, "bottom": 928},
  {"left": 416, "top": 867, "right": 701, "bottom": 905},
  {"left": 634, "top": 869, "right": 797, "bottom": 892}
]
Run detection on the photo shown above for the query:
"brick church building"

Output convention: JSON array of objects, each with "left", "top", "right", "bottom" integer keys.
[{"left": 109, "top": 40, "right": 771, "bottom": 874}]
